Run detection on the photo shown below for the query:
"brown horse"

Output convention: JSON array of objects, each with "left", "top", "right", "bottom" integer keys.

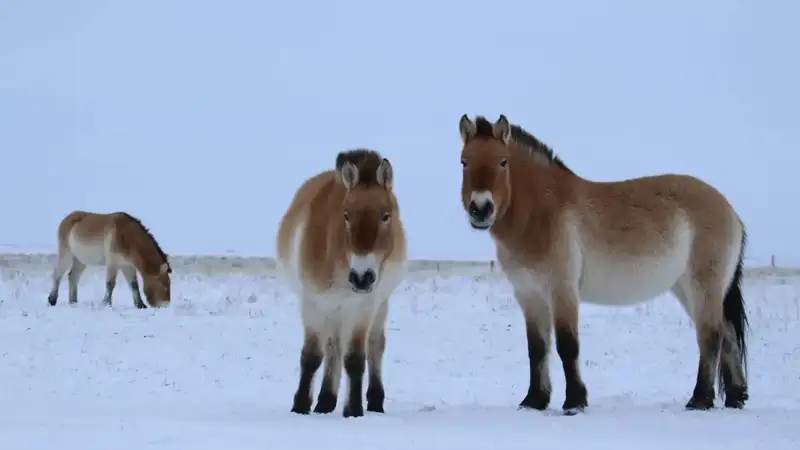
[
  {"left": 458, "top": 114, "right": 749, "bottom": 414},
  {"left": 47, "top": 210, "right": 172, "bottom": 309},
  {"left": 276, "top": 149, "right": 407, "bottom": 418}
]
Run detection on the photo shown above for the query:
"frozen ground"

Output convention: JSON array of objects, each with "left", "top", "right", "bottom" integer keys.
[{"left": 0, "top": 266, "right": 798, "bottom": 450}]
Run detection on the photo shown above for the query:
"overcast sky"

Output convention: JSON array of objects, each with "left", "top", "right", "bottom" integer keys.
[{"left": 1, "top": 0, "right": 797, "bottom": 264}]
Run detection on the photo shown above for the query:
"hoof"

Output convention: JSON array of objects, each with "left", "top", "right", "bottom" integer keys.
[
  {"left": 313, "top": 391, "right": 337, "bottom": 414},
  {"left": 291, "top": 394, "right": 312, "bottom": 415},
  {"left": 343, "top": 404, "right": 364, "bottom": 418},
  {"left": 724, "top": 386, "right": 748, "bottom": 409},
  {"left": 519, "top": 390, "right": 551, "bottom": 411},
  {"left": 685, "top": 397, "right": 714, "bottom": 411}
]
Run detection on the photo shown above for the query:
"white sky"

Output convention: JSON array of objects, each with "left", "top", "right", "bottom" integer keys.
[{"left": 1, "top": 0, "right": 797, "bottom": 264}]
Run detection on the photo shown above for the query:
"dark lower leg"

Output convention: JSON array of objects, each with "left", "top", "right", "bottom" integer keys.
[
  {"left": 519, "top": 320, "right": 551, "bottom": 410},
  {"left": 66, "top": 261, "right": 85, "bottom": 305},
  {"left": 291, "top": 333, "right": 323, "bottom": 414},
  {"left": 555, "top": 326, "right": 588, "bottom": 412},
  {"left": 130, "top": 279, "right": 146, "bottom": 309},
  {"left": 48, "top": 257, "right": 72, "bottom": 306},
  {"left": 103, "top": 280, "right": 115, "bottom": 306},
  {"left": 314, "top": 338, "right": 341, "bottom": 414},
  {"left": 720, "top": 333, "right": 748, "bottom": 409},
  {"left": 366, "top": 330, "right": 386, "bottom": 413},
  {"left": 687, "top": 327, "right": 721, "bottom": 410},
  {"left": 343, "top": 330, "right": 367, "bottom": 418}
]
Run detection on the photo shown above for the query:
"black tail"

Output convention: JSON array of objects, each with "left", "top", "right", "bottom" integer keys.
[{"left": 719, "top": 225, "right": 749, "bottom": 397}]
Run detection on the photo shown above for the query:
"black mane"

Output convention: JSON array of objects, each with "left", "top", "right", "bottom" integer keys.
[
  {"left": 473, "top": 116, "right": 574, "bottom": 174},
  {"left": 335, "top": 148, "right": 385, "bottom": 185},
  {"left": 120, "top": 212, "right": 170, "bottom": 269}
]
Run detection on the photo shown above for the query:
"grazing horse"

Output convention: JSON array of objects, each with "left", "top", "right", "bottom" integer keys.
[
  {"left": 457, "top": 114, "right": 749, "bottom": 414},
  {"left": 47, "top": 210, "right": 172, "bottom": 309},
  {"left": 276, "top": 149, "right": 407, "bottom": 418}
]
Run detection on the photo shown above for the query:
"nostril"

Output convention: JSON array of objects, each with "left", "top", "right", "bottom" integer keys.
[
  {"left": 469, "top": 201, "right": 493, "bottom": 219},
  {"left": 348, "top": 270, "right": 359, "bottom": 286},
  {"left": 363, "top": 269, "right": 376, "bottom": 286}
]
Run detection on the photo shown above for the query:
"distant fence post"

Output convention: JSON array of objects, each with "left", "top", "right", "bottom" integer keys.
[{"left": 770, "top": 254, "right": 776, "bottom": 268}]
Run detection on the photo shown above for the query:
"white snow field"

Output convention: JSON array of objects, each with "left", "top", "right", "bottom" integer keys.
[{"left": 0, "top": 263, "right": 798, "bottom": 450}]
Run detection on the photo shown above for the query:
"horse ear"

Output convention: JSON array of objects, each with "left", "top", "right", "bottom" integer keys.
[
  {"left": 493, "top": 115, "right": 512, "bottom": 145},
  {"left": 459, "top": 114, "right": 476, "bottom": 143},
  {"left": 160, "top": 263, "right": 170, "bottom": 274},
  {"left": 376, "top": 158, "right": 393, "bottom": 190},
  {"left": 340, "top": 161, "right": 359, "bottom": 190}
]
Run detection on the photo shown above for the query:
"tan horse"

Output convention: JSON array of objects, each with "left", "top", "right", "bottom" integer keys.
[
  {"left": 458, "top": 114, "right": 749, "bottom": 414},
  {"left": 276, "top": 149, "right": 407, "bottom": 418},
  {"left": 47, "top": 210, "right": 172, "bottom": 309}
]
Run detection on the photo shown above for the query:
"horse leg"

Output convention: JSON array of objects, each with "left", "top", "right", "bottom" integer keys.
[
  {"left": 515, "top": 289, "right": 553, "bottom": 411},
  {"left": 718, "top": 266, "right": 749, "bottom": 409},
  {"left": 47, "top": 250, "right": 74, "bottom": 306},
  {"left": 366, "top": 299, "right": 389, "bottom": 413},
  {"left": 291, "top": 326, "right": 324, "bottom": 414},
  {"left": 102, "top": 265, "right": 118, "bottom": 307},
  {"left": 684, "top": 283, "right": 724, "bottom": 411},
  {"left": 314, "top": 331, "right": 342, "bottom": 414},
  {"left": 552, "top": 287, "right": 588, "bottom": 414},
  {"left": 120, "top": 266, "right": 147, "bottom": 309},
  {"left": 342, "top": 324, "right": 369, "bottom": 418},
  {"left": 66, "top": 258, "right": 86, "bottom": 305}
]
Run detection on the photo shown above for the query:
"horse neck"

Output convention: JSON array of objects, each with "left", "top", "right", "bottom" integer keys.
[
  {"left": 490, "top": 158, "right": 577, "bottom": 245},
  {"left": 126, "top": 238, "right": 164, "bottom": 276}
]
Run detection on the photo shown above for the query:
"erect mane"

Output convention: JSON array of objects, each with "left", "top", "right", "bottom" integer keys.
[
  {"left": 120, "top": 212, "right": 170, "bottom": 269},
  {"left": 473, "top": 116, "right": 574, "bottom": 175},
  {"left": 335, "top": 148, "right": 385, "bottom": 186}
]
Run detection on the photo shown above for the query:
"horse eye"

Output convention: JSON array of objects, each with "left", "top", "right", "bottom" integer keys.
[
  {"left": 461, "top": 159, "right": 468, "bottom": 168},
  {"left": 499, "top": 159, "right": 508, "bottom": 168},
  {"left": 381, "top": 212, "right": 391, "bottom": 223},
  {"left": 343, "top": 212, "right": 350, "bottom": 222}
]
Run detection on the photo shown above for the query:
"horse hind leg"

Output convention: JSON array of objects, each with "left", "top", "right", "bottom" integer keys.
[
  {"left": 102, "top": 265, "right": 119, "bottom": 307},
  {"left": 67, "top": 258, "right": 86, "bottom": 304},
  {"left": 718, "top": 261, "right": 749, "bottom": 409},
  {"left": 48, "top": 250, "right": 74, "bottom": 306},
  {"left": 675, "top": 279, "right": 724, "bottom": 411}
]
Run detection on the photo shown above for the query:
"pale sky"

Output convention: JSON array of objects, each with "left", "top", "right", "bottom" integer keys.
[{"left": 1, "top": 0, "right": 798, "bottom": 264}]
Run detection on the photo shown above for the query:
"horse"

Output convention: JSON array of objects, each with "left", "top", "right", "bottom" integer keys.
[
  {"left": 47, "top": 210, "right": 172, "bottom": 309},
  {"left": 457, "top": 114, "right": 749, "bottom": 414},
  {"left": 276, "top": 149, "right": 407, "bottom": 418}
]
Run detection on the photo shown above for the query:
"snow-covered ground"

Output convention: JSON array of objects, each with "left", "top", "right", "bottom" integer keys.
[{"left": 0, "top": 266, "right": 798, "bottom": 450}]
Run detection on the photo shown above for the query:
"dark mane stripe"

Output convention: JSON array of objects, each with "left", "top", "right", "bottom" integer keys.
[
  {"left": 120, "top": 212, "right": 170, "bottom": 268},
  {"left": 473, "top": 116, "right": 574, "bottom": 175},
  {"left": 335, "top": 148, "right": 385, "bottom": 186}
]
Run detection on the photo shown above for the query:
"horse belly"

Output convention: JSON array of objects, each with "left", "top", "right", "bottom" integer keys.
[
  {"left": 579, "top": 250, "right": 689, "bottom": 306},
  {"left": 67, "top": 233, "right": 107, "bottom": 266}
]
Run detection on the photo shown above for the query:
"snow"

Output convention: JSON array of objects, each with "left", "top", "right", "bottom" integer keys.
[{"left": 1, "top": 266, "right": 799, "bottom": 450}]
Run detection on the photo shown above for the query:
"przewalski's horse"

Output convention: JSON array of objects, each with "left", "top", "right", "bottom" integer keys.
[
  {"left": 47, "top": 210, "right": 172, "bottom": 309},
  {"left": 277, "top": 149, "right": 407, "bottom": 418},
  {"left": 458, "top": 114, "right": 749, "bottom": 414}
]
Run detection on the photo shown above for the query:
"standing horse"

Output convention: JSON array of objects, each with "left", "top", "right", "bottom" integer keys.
[
  {"left": 47, "top": 210, "right": 172, "bottom": 309},
  {"left": 457, "top": 114, "right": 749, "bottom": 414},
  {"left": 276, "top": 149, "right": 407, "bottom": 418}
]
